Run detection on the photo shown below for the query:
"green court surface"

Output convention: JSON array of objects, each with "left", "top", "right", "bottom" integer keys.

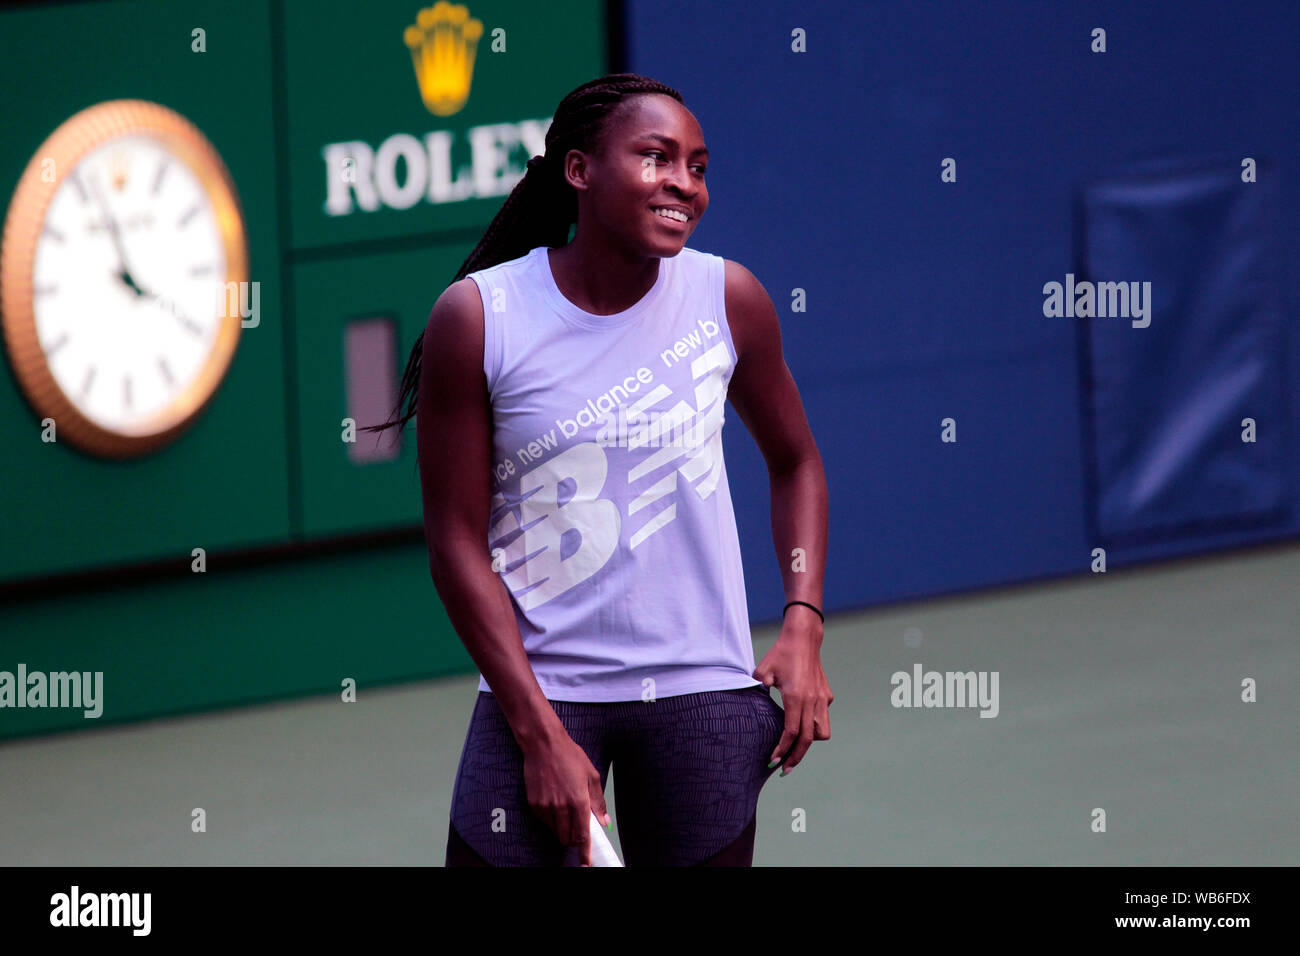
[{"left": 2, "top": 540, "right": 1297, "bottom": 866}]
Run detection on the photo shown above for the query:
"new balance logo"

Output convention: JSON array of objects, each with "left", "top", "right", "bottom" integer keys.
[{"left": 488, "top": 342, "right": 731, "bottom": 608}]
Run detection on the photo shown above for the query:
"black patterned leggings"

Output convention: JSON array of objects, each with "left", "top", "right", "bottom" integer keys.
[{"left": 444, "top": 683, "right": 787, "bottom": 866}]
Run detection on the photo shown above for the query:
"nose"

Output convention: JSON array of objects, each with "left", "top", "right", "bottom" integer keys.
[{"left": 657, "top": 158, "right": 695, "bottom": 193}]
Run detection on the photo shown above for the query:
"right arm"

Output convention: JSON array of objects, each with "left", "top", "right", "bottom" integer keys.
[
  {"left": 415, "top": 277, "right": 559, "bottom": 751},
  {"left": 415, "top": 278, "right": 608, "bottom": 861}
]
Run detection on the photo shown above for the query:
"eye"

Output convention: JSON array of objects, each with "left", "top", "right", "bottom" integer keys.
[{"left": 645, "top": 151, "right": 707, "bottom": 175}]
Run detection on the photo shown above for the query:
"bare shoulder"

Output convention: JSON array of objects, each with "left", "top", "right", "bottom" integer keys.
[
  {"left": 430, "top": 276, "right": 483, "bottom": 338},
  {"left": 722, "top": 258, "right": 778, "bottom": 362},
  {"left": 423, "top": 276, "right": 484, "bottom": 374}
]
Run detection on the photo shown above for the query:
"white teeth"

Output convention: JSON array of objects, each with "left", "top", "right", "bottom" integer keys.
[{"left": 652, "top": 207, "right": 687, "bottom": 222}]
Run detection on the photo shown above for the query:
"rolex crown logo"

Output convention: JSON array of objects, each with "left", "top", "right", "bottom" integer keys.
[
  {"left": 109, "top": 148, "right": 129, "bottom": 191},
  {"left": 404, "top": 2, "right": 484, "bottom": 117}
]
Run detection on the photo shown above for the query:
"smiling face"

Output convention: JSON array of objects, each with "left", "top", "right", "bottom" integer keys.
[{"left": 568, "top": 93, "right": 709, "bottom": 256}]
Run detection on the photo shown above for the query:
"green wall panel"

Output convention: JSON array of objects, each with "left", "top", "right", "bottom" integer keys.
[
  {"left": 0, "top": 0, "right": 609, "bottom": 738},
  {"left": 0, "top": 0, "right": 291, "bottom": 582},
  {"left": 292, "top": 241, "right": 474, "bottom": 537},
  {"left": 0, "top": 542, "right": 467, "bottom": 740}
]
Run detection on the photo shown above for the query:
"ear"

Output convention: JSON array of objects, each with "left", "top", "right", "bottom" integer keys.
[{"left": 562, "top": 149, "right": 591, "bottom": 193}]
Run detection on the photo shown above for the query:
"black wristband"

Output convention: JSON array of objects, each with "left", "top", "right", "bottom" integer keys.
[{"left": 783, "top": 600, "right": 824, "bottom": 623}]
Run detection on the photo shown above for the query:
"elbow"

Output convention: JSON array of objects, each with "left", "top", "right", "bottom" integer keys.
[
  {"left": 767, "top": 449, "right": 822, "bottom": 479},
  {"left": 425, "top": 529, "right": 488, "bottom": 588}
]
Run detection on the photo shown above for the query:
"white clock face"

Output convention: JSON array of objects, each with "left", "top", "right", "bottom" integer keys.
[{"left": 32, "top": 133, "right": 230, "bottom": 435}]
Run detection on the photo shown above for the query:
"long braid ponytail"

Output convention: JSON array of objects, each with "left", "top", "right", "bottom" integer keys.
[{"left": 363, "top": 72, "right": 683, "bottom": 438}]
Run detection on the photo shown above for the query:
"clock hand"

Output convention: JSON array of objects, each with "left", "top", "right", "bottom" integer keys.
[
  {"left": 118, "top": 268, "right": 148, "bottom": 297},
  {"left": 86, "top": 171, "right": 148, "bottom": 298},
  {"left": 141, "top": 288, "right": 193, "bottom": 332}
]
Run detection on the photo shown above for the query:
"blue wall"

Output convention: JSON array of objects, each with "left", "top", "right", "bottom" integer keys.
[{"left": 627, "top": 0, "right": 1299, "bottom": 619}]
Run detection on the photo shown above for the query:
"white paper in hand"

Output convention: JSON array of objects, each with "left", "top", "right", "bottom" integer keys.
[{"left": 588, "top": 811, "right": 624, "bottom": 867}]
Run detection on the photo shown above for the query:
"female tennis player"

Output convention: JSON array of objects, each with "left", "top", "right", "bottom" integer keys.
[{"left": 368, "top": 73, "right": 831, "bottom": 866}]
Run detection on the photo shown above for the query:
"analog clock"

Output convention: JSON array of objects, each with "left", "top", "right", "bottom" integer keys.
[{"left": 1, "top": 99, "right": 248, "bottom": 458}]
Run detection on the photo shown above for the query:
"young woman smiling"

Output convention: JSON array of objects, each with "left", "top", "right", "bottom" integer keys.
[{"left": 368, "top": 73, "right": 831, "bottom": 867}]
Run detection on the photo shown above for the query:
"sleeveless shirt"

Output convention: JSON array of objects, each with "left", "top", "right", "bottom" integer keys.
[{"left": 467, "top": 244, "right": 760, "bottom": 702}]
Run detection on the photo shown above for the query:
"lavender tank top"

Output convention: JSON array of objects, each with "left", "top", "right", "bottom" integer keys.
[{"left": 467, "top": 244, "right": 760, "bottom": 702}]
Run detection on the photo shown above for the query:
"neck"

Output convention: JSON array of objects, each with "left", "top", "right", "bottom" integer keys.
[{"left": 548, "top": 231, "right": 661, "bottom": 316}]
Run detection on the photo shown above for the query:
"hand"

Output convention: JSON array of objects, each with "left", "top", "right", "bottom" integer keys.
[
  {"left": 521, "top": 730, "right": 610, "bottom": 867},
  {"left": 753, "top": 608, "right": 833, "bottom": 773}
]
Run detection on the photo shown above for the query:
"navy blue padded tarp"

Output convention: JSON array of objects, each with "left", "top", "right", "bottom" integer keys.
[{"left": 1077, "top": 156, "right": 1288, "bottom": 545}]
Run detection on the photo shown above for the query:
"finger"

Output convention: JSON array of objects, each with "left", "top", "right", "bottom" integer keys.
[
  {"left": 553, "top": 801, "right": 569, "bottom": 842},
  {"left": 769, "top": 734, "right": 794, "bottom": 767},
  {"left": 590, "top": 779, "right": 611, "bottom": 829},
  {"left": 534, "top": 803, "right": 557, "bottom": 845},
  {"left": 576, "top": 802, "right": 592, "bottom": 867},
  {"left": 770, "top": 706, "right": 800, "bottom": 766},
  {"left": 814, "top": 697, "right": 832, "bottom": 740},
  {"left": 813, "top": 708, "right": 831, "bottom": 740},
  {"left": 561, "top": 805, "right": 588, "bottom": 867},
  {"left": 782, "top": 703, "right": 816, "bottom": 772}
]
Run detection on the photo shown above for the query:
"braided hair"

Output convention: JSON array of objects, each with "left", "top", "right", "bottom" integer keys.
[{"left": 364, "top": 72, "right": 684, "bottom": 438}]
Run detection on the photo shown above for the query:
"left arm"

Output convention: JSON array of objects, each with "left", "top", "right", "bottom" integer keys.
[{"left": 724, "top": 259, "right": 833, "bottom": 774}]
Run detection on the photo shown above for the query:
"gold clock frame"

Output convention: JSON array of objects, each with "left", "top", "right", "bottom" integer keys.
[{"left": 1, "top": 99, "right": 248, "bottom": 459}]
